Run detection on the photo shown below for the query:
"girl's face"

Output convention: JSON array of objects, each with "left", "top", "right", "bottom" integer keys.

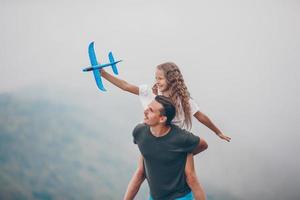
[{"left": 155, "top": 69, "right": 168, "bottom": 92}]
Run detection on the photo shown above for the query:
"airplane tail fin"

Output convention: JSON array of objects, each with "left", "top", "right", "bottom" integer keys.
[{"left": 108, "top": 52, "right": 119, "bottom": 75}]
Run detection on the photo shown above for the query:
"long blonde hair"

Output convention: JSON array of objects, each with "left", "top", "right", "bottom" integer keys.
[{"left": 153, "top": 62, "right": 192, "bottom": 129}]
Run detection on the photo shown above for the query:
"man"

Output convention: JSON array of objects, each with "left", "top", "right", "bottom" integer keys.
[{"left": 124, "top": 95, "right": 206, "bottom": 200}]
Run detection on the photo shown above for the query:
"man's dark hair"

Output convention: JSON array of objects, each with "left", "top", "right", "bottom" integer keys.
[{"left": 155, "top": 95, "right": 176, "bottom": 125}]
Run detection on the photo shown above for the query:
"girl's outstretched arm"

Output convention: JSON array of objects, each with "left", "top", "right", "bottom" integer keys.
[
  {"left": 123, "top": 155, "right": 145, "bottom": 200},
  {"left": 101, "top": 69, "right": 139, "bottom": 95},
  {"left": 194, "top": 111, "right": 231, "bottom": 142}
]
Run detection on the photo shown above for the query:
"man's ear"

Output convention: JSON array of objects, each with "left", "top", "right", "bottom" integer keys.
[{"left": 159, "top": 116, "right": 167, "bottom": 124}]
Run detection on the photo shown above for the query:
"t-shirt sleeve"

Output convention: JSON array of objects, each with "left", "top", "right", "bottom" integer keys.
[
  {"left": 189, "top": 98, "right": 199, "bottom": 115},
  {"left": 132, "top": 123, "right": 144, "bottom": 144},
  {"left": 139, "top": 84, "right": 155, "bottom": 109},
  {"left": 132, "top": 125, "right": 139, "bottom": 144},
  {"left": 182, "top": 130, "right": 200, "bottom": 153}
]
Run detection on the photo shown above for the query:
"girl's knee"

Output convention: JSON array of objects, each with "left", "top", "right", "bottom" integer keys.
[{"left": 200, "top": 139, "right": 208, "bottom": 151}]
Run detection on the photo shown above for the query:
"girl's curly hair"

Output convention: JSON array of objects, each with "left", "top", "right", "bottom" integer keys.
[{"left": 153, "top": 62, "right": 192, "bottom": 129}]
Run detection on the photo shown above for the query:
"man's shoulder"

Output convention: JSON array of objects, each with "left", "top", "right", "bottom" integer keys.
[
  {"left": 171, "top": 124, "right": 190, "bottom": 135},
  {"left": 170, "top": 124, "right": 200, "bottom": 152},
  {"left": 171, "top": 124, "right": 198, "bottom": 140},
  {"left": 134, "top": 123, "right": 148, "bottom": 130},
  {"left": 132, "top": 123, "right": 149, "bottom": 144},
  {"left": 133, "top": 123, "right": 148, "bottom": 135}
]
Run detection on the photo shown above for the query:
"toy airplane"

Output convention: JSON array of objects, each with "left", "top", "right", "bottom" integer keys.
[{"left": 82, "top": 42, "right": 122, "bottom": 91}]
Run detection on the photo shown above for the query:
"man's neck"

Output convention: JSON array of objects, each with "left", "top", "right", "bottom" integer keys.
[{"left": 150, "top": 124, "right": 171, "bottom": 137}]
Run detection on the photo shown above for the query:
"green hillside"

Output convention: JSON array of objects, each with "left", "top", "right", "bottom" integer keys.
[
  {"left": 0, "top": 93, "right": 238, "bottom": 200},
  {"left": 0, "top": 93, "right": 139, "bottom": 200}
]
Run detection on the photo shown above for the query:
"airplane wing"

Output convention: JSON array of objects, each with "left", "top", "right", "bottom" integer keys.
[
  {"left": 108, "top": 52, "right": 119, "bottom": 75},
  {"left": 88, "top": 42, "right": 106, "bottom": 91}
]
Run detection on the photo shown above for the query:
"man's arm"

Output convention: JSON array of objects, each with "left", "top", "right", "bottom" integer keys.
[{"left": 123, "top": 155, "right": 145, "bottom": 200}]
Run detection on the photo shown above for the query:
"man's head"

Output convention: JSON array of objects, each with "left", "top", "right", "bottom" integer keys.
[{"left": 143, "top": 95, "right": 176, "bottom": 126}]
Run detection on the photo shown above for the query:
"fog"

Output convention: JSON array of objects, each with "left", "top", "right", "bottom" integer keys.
[{"left": 1, "top": 0, "right": 300, "bottom": 199}]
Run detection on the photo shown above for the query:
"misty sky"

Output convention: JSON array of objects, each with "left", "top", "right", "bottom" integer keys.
[{"left": 1, "top": 0, "right": 300, "bottom": 199}]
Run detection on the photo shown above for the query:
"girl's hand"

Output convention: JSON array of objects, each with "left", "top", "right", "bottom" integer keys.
[
  {"left": 218, "top": 133, "right": 231, "bottom": 142},
  {"left": 152, "top": 84, "right": 158, "bottom": 95}
]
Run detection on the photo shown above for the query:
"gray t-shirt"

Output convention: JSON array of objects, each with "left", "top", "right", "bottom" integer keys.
[{"left": 132, "top": 123, "right": 200, "bottom": 200}]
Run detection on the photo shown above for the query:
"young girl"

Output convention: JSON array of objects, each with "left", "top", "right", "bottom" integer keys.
[{"left": 101, "top": 62, "right": 231, "bottom": 199}]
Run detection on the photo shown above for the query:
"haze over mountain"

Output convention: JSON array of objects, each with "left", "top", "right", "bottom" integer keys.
[
  {"left": 0, "top": 92, "right": 240, "bottom": 200},
  {"left": 1, "top": 0, "right": 299, "bottom": 199}
]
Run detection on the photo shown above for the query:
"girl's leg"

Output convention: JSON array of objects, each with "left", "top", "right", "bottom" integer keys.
[{"left": 185, "top": 154, "right": 206, "bottom": 200}]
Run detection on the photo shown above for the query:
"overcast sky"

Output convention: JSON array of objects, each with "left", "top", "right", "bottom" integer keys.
[{"left": 1, "top": 0, "right": 300, "bottom": 199}]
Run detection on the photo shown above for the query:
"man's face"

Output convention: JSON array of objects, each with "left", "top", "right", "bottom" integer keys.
[{"left": 143, "top": 100, "right": 166, "bottom": 126}]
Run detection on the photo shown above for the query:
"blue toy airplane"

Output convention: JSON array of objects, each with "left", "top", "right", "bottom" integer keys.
[{"left": 82, "top": 42, "right": 122, "bottom": 91}]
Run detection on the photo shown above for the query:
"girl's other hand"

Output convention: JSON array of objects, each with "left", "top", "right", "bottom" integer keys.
[{"left": 218, "top": 133, "right": 231, "bottom": 142}]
